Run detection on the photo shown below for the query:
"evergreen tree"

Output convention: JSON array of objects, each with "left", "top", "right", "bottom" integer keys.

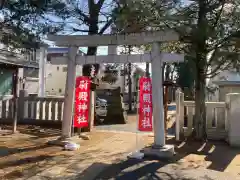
[
  {"left": 0, "top": 0, "right": 51, "bottom": 49},
  {"left": 113, "top": 0, "right": 240, "bottom": 139},
  {"left": 161, "top": 0, "right": 240, "bottom": 139}
]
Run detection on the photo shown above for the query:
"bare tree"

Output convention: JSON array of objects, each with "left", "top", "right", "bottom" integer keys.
[{"left": 37, "top": 0, "right": 119, "bottom": 77}]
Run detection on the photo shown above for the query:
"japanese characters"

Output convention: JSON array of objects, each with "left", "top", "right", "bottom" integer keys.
[
  {"left": 138, "top": 77, "right": 153, "bottom": 131},
  {"left": 74, "top": 76, "right": 91, "bottom": 128}
]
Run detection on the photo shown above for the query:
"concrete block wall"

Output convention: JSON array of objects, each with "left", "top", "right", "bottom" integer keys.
[{"left": 226, "top": 93, "right": 240, "bottom": 147}]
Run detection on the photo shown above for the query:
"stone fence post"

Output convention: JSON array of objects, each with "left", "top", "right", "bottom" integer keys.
[
  {"left": 175, "top": 89, "right": 184, "bottom": 141},
  {"left": 226, "top": 93, "right": 240, "bottom": 147},
  {"left": 18, "top": 90, "right": 28, "bottom": 122}
]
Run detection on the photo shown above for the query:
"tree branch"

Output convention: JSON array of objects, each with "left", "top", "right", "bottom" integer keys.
[
  {"left": 206, "top": 44, "right": 219, "bottom": 67},
  {"left": 97, "top": 0, "right": 106, "bottom": 10},
  {"left": 72, "top": 28, "right": 90, "bottom": 33},
  {"left": 98, "top": 18, "right": 113, "bottom": 34},
  {"left": 206, "top": 55, "right": 234, "bottom": 77},
  {"left": 206, "top": 61, "right": 232, "bottom": 78},
  {"left": 75, "top": 8, "right": 90, "bottom": 24},
  {"left": 209, "top": 30, "right": 240, "bottom": 51},
  {"left": 162, "top": 21, "right": 183, "bottom": 37},
  {"left": 211, "top": 0, "right": 225, "bottom": 31},
  {"left": 206, "top": 1, "right": 225, "bottom": 12}
]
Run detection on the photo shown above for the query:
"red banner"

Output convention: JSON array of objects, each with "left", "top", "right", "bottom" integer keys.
[
  {"left": 73, "top": 76, "right": 91, "bottom": 128},
  {"left": 138, "top": 77, "right": 153, "bottom": 132}
]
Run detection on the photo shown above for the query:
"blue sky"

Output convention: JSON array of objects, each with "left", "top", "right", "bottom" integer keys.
[{"left": 45, "top": 0, "right": 192, "bottom": 71}]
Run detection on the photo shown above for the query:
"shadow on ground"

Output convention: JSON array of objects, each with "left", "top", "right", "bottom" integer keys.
[
  {"left": 0, "top": 144, "right": 54, "bottom": 157},
  {"left": 0, "top": 155, "right": 53, "bottom": 169},
  {"left": 78, "top": 138, "right": 240, "bottom": 180},
  {"left": 167, "top": 138, "right": 240, "bottom": 172},
  {"left": 91, "top": 160, "right": 169, "bottom": 180},
  {"left": 19, "top": 126, "right": 61, "bottom": 138},
  {"left": 81, "top": 159, "right": 201, "bottom": 180}
]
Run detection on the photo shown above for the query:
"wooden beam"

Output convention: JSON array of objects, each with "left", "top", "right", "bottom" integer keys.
[
  {"left": 50, "top": 53, "right": 184, "bottom": 65},
  {"left": 48, "top": 30, "right": 179, "bottom": 46}
]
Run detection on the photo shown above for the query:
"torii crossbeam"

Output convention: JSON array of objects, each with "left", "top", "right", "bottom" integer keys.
[{"left": 50, "top": 53, "right": 184, "bottom": 65}]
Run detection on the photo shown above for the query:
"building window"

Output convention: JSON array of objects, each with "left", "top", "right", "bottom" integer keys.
[
  {"left": 57, "top": 66, "right": 59, "bottom": 71},
  {"left": 62, "top": 67, "right": 68, "bottom": 72}
]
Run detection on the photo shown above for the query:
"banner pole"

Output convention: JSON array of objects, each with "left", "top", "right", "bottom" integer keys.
[
  {"left": 78, "top": 128, "right": 81, "bottom": 136},
  {"left": 72, "top": 98, "right": 75, "bottom": 137},
  {"left": 128, "top": 79, "right": 144, "bottom": 159},
  {"left": 136, "top": 89, "right": 139, "bottom": 151},
  {"left": 71, "top": 117, "right": 74, "bottom": 137}
]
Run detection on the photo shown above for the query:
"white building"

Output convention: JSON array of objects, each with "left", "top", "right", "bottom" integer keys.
[
  {"left": 23, "top": 47, "right": 84, "bottom": 95},
  {"left": 207, "top": 69, "right": 240, "bottom": 101},
  {"left": 23, "top": 47, "right": 145, "bottom": 96}
]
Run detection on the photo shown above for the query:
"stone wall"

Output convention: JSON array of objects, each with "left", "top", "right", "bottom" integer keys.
[
  {"left": 96, "top": 87, "right": 127, "bottom": 124},
  {"left": 226, "top": 93, "right": 240, "bottom": 147}
]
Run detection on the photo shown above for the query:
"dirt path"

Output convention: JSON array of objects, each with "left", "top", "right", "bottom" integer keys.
[
  {"left": 0, "top": 130, "right": 115, "bottom": 179},
  {"left": 0, "top": 128, "right": 150, "bottom": 180},
  {"left": 1, "top": 122, "right": 240, "bottom": 179}
]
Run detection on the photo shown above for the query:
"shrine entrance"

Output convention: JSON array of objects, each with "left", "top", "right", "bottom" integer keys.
[{"left": 47, "top": 30, "right": 184, "bottom": 150}]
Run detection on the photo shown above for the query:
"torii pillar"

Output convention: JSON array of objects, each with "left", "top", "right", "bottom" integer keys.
[
  {"left": 61, "top": 46, "right": 78, "bottom": 139},
  {"left": 142, "top": 43, "right": 175, "bottom": 157},
  {"left": 151, "top": 42, "right": 165, "bottom": 146}
]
